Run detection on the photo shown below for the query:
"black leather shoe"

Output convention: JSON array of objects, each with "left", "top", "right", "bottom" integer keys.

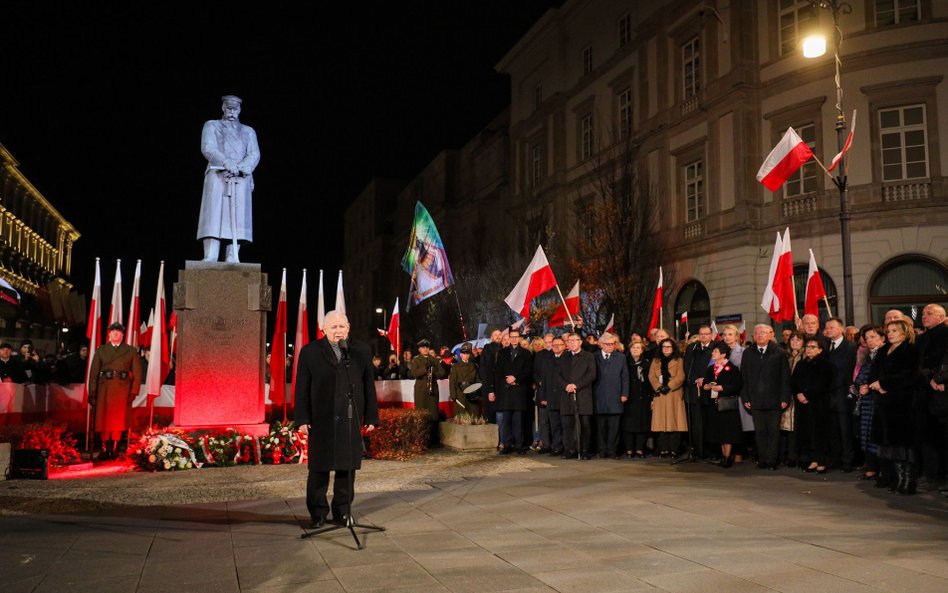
[
  {"left": 309, "top": 516, "right": 326, "bottom": 529},
  {"left": 840, "top": 465, "right": 854, "bottom": 473},
  {"left": 768, "top": 464, "right": 778, "bottom": 471},
  {"left": 330, "top": 513, "right": 349, "bottom": 525}
]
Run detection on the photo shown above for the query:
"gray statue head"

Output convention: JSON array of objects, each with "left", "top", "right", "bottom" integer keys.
[{"left": 221, "top": 95, "right": 242, "bottom": 121}]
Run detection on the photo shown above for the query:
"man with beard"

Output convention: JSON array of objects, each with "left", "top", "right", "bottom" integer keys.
[
  {"left": 295, "top": 311, "right": 378, "bottom": 528},
  {"left": 480, "top": 329, "right": 504, "bottom": 424}
]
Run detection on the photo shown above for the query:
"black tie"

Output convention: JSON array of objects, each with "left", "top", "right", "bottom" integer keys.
[
  {"left": 759, "top": 347, "right": 765, "bottom": 355},
  {"left": 830, "top": 342, "right": 837, "bottom": 352},
  {"left": 604, "top": 353, "right": 610, "bottom": 360}
]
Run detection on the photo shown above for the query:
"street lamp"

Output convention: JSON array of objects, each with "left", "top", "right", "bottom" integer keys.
[
  {"left": 803, "top": 0, "right": 854, "bottom": 325},
  {"left": 375, "top": 307, "right": 386, "bottom": 329}
]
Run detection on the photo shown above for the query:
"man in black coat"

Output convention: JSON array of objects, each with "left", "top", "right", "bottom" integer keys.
[
  {"left": 741, "top": 324, "right": 791, "bottom": 469},
  {"left": 560, "top": 332, "right": 597, "bottom": 459},
  {"left": 917, "top": 304, "right": 948, "bottom": 485},
  {"left": 479, "top": 329, "right": 503, "bottom": 424},
  {"left": 593, "top": 332, "right": 628, "bottom": 458},
  {"left": 684, "top": 326, "right": 714, "bottom": 458},
  {"left": 823, "top": 317, "right": 858, "bottom": 471},
  {"left": 540, "top": 336, "right": 568, "bottom": 455},
  {"left": 294, "top": 311, "right": 379, "bottom": 528},
  {"left": 533, "top": 334, "right": 555, "bottom": 453},
  {"left": 491, "top": 328, "right": 533, "bottom": 454},
  {"left": 0, "top": 343, "right": 28, "bottom": 384}
]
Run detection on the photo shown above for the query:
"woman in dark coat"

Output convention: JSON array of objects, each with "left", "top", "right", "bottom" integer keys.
[
  {"left": 791, "top": 337, "right": 834, "bottom": 474},
  {"left": 622, "top": 341, "right": 652, "bottom": 457},
  {"left": 853, "top": 325, "right": 885, "bottom": 481},
  {"left": 701, "top": 343, "right": 743, "bottom": 467},
  {"left": 869, "top": 319, "right": 922, "bottom": 494}
]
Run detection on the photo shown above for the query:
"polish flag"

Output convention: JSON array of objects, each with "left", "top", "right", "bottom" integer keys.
[
  {"left": 710, "top": 319, "right": 719, "bottom": 340},
  {"left": 603, "top": 314, "right": 615, "bottom": 334},
  {"left": 269, "top": 269, "right": 287, "bottom": 406},
  {"left": 387, "top": 298, "right": 400, "bottom": 354},
  {"left": 647, "top": 267, "right": 663, "bottom": 333},
  {"left": 140, "top": 308, "right": 154, "bottom": 347},
  {"left": 144, "top": 262, "right": 170, "bottom": 404},
  {"left": 108, "top": 259, "right": 123, "bottom": 326},
  {"left": 505, "top": 245, "right": 557, "bottom": 318},
  {"left": 757, "top": 127, "right": 814, "bottom": 191},
  {"left": 291, "top": 269, "right": 309, "bottom": 403},
  {"left": 762, "top": 228, "right": 796, "bottom": 322},
  {"left": 761, "top": 232, "right": 783, "bottom": 317},
  {"left": 316, "top": 269, "right": 326, "bottom": 340},
  {"left": 125, "top": 260, "right": 141, "bottom": 348},
  {"left": 827, "top": 110, "right": 856, "bottom": 173},
  {"left": 83, "top": 258, "right": 102, "bottom": 406},
  {"left": 549, "top": 280, "right": 579, "bottom": 327},
  {"left": 335, "top": 270, "right": 346, "bottom": 315},
  {"left": 680, "top": 311, "right": 689, "bottom": 326},
  {"left": 168, "top": 310, "right": 178, "bottom": 355},
  {"left": 804, "top": 249, "right": 827, "bottom": 317}
]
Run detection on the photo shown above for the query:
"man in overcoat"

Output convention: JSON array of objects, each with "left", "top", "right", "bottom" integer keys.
[
  {"left": 560, "top": 332, "right": 597, "bottom": 459},
  {"left": 684, "top": 325, "right": 714, "bottom": 458},
  {"left": 540, "top": 336, "right": 568, "bottom": 455},
  {"left": 294, "top": 311, "right": 379, "bottom": 527},
  {"left": 741, "top": 324, "right": 791, "bottom": 469},
  {"left": 593, "top": 332, "right": 628, "bottom": 458},
  {"left": 88, "top": 322, "right": 143, "bottom": 459},
  {"left": 824, "top": 317, "right": 858, "bottom": 471},
  {"left": 491, "top": 329, "right": 533, "bottom": 454},
  {"left": 479, "top": 329, "right": 503, "bottom": 423}
]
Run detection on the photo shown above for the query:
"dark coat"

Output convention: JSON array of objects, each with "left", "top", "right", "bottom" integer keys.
[
  {"left": 869, "top": 341, "right": 921, "bottom": 449},
  {"left": 89, "top": 343, "right": 143, "bottom": 435},
  {"left": 0, "top": 356, "right": 27, "bottom": 384},
  {"left": 533, "top": 349, "right": 554, "bottom": 406},
  {"left": 702, "top": 361, "right": 743, "bottom": 443},
  {"left": 294, "top": 338, "right": 379, "bottom": 472},
  {"left": 791, "top": 356, "right": 834, "bottom": 452},
  {"left": 740, "top": 341, "right": 791, "bottom": 410},
  {"left": 479, "top": 341, "right": 503, "bottom": 416},
  {"left": 918, "top": 323, "right": 948, "bottom": 381},
  {"left": 622, "top": 355, "right": 651, "bottom": 432},
  {"left": 410, "top": 354, "right": 446, "bottom": 421},
  {"left": 825, "top": 338, "right": 857, "bottom": 412},
  {"left": 547, "top": 353, "right": 570, "bottom": 411},
  {"left": 684, "top": 342, "right": 713, "bottom": 404},
  {"left": 594, "top": 351, "right": 628, "bottom": 414},
  {"left": 494, "top": 346, "right": 533, "bottom": 411},
  {"left": 559, "top": 349, "right": 597, "bottom": 415}
]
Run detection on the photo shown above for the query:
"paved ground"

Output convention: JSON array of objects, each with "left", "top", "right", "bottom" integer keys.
[{"left": 2, "top": 454, "right": 947, "bottom": 593}]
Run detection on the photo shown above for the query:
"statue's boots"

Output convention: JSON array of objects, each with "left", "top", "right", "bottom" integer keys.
[
  {"left": 202, "top": 239, "right": 220, "bottom": 262},
  {"left": 225, "top": 243, "right": 240, "bottom": 263}
]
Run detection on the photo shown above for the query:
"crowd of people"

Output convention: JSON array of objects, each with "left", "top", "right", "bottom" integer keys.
[{"left": 398, "top": 304, "right": 948, "bottom": 498}]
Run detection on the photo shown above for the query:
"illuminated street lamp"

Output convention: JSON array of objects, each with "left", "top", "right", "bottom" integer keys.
[{"left": 803, "top": 0, "right": 854, "bottom": 325}]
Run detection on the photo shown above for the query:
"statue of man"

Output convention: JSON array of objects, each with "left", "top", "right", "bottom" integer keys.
[{"left": 197, "top": 95, "right": 260, "bottom": 263}]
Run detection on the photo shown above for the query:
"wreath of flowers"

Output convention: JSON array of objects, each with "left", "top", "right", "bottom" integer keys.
[
  {"left": 260, "top": 420, "right": 305, "bottom": 464},
  {"left": 127, "top": 427, "right": 200, "bottom": 472}
]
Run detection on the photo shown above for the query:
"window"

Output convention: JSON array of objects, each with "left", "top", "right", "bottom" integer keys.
[
  {"left": 684, "top": 160, "right": 704, "bottom": 222},
  {"left": 534, "top": 83, "right": 543, "bottom": 111},
  {"left": 581, "top": 45, "right": 593, "bottom": 76},
  {"left": 618, "top": 88, "right": 632, "bottom": 139},
  {"left": 531, "top": 144, "right": 542, "bottom": 187},
  {"left": 580, "top": 114, "right": 594, "bottom": 160},
  {"left": 785, "top": 124, "right": 818, "bottom": 197},
  {"left": 618, "top": 13, "right": 632, "bottom": 47},
  {"left": 869, "top": 256, "right": 948, "bottom": 323},
  {"left": 682, "top": 37, "right": 700, "bottom": 100},
  {"left": 779, "top": 0, "right": 818, "bottom": 55},
  {"left": 875, "top": 0, "right": 920, "bottom": 26},
  {"left": 880, "top": 105, "right": 929, "bottom": 181},
  {"left": 674, "top": 280, "right": 711, "bottom": 340}
]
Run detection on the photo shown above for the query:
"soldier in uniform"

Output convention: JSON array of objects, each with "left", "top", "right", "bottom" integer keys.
[
  {"left": 89, "top": 322, "right": 143, "bottom": 459},
  {"left": 410, "top": 339, "right": 447, "bottom": 446},
  {"left": 449, "top": 343, "right": 480, "bottom": 417}
]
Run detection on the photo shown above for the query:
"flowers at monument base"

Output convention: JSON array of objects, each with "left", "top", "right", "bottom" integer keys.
[
  {"left": 128, "top": 428, "right": 200, "bottom": 472},
  {"left": 0, "top": 423, "right": 80, "bottom": 467},
  {"left": 260, "top": 420, "right": 304, "bottom": 465}
]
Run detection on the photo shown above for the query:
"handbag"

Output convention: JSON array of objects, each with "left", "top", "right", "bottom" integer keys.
[{"left": 716, "top": 396, "right": 739, "bottom": 412}]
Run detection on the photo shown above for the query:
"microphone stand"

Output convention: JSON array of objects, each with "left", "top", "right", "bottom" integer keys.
[{"left": 301, "top": 343, "right": 385, "bottom": 549}]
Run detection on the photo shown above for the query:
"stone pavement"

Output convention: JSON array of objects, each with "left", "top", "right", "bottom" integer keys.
[{"left": 2, "top": 455, "right": 947, "bottom": 593}]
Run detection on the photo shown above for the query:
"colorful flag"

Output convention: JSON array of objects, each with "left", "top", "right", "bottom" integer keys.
[
  {"left": 144, "top": 262, "right": 169, "bottom": 403},
  {"left": 805, "top": 249, "right": 827, "bottom": 317},
  {"left": 648, "top": 267, "right": 663, "bottom": 333},
  {"left": 83, "top": 258, "right": 102, "bottom": 406},
  {"left": 757, "top": 127, "right": 814, "bottom": 191},
  {"left": 316, "top": 269, "right": 325, "bottom": 340},
  {"left": 402, "top": 201, "right": 455, "bottom": 307},
  {"left": 387, "top": 298, "right": 400, "bottom": 354},
  {"left": 505, "top": 245, "right": 557, "bottom": 318},
  {"left": 108, "top": 259, "right": 123, "bottom": 326},
  {"left": 335, "top": 270, "right": 346, "bottom": 315},
  {"left": 125, "top": 260, "right": 141, "bottom": 348},
  {"left": 550, "top": 280, "right": 579, "bottom": 327},
  {"left": 270, "top": 269, "right": 287, "bottom": 406},
  {"left": 291, "top": 269, "right": 309, "bottom": 403},
  {"left": 827, "top": 110, "right": 856, "bottom": 173}
]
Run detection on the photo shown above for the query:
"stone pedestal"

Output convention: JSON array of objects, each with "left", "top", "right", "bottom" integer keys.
[
  {"left": 439, "top": 422, "right": 498, "bottom": 451},
  {"left": 172, "top": 261, "right": 271, "bottom": 436}
]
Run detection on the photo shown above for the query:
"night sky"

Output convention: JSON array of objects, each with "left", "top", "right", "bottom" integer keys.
[{"left": 1, "top": 2, "right": 560, "bottom": 309}]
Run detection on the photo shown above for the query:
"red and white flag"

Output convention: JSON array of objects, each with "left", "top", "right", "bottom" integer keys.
[
  {"left": 505, "top": 245, "right": 557, "bottom": 318},
  {"left": 83, "top": 258, "right": 102, "bottom": 406},
  {"left": 710, "top": 319, "right": 719, "bottom": 340},
  {"left": 757, "top": 127, "right": 814, "bottom": 191},
  {"left": 108, "top": 259, "right": 123, "bottom": 326},
  {"left": 335, "top": 270, "right": 346, "bottom": 315},
  {"left": 291, "top": 269, "right": 309, "bottom": 403},
  {"left": 549, "top": 280, "right": 579, "bottom": 327},
  {"left": 140, "top": 308, "right": 154, "bottom": 347},
  {"left": 680, "top": 311, "right": 689, "bottom": 326},
  {"left": 804, "top": 249, "right": 827, "bottom": 317},
  {"left": 387, "top": 298, "right": 400, "bottom": 354},
  {"left": 603, "top": 313, "right": 615, "bottom": 334},
  {"left": 168, "top": 310, "right": 178, "bottom": 355},
  {"left": 827, "top": 110, "right": 856, "bottom": 173},
  {"left": 125, "top": 260, "right": 141, "bottom": 348},
  {"left": 316, "top": 269, "right": 326, "bottom": 340},
  {"left": 647, "top": 267, "right": 663, "bottom": 333},
  {"left": 144, "top": 262, "right": 170, "bottom": 403},
  {"left": 762, "top": 228, "right": 796, "bottom": 322},
  {"left": 270, "top": 268, "right": 287, "bottom": 406}
]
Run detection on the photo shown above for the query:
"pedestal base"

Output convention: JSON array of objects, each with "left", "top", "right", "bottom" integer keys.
[{"left": 174, "top": 423, "right": 270, "bottom": 437}]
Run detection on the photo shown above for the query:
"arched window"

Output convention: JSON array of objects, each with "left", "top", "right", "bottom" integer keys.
[
  {"left": 674, "top": 280, "right": 711, "bottom": 340},
  {"left": 868, "top": 256, "right": 948, "bottom": 325},
  {"left": 792, "top": 263, "right": 838, "bottom": 325}
]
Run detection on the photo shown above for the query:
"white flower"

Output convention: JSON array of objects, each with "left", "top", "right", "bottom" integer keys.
[
  {"left": 174, "top": 447, "right": 182, "bottom": 454},
  {"left": 186, "top": 462, "right": 193, "bottom": 469},
  {"left": 163, "top": 460, "right": 171, "bottom": 469},
  {"left": 178, "top": 459, "right": 187, "bottom": 468}
]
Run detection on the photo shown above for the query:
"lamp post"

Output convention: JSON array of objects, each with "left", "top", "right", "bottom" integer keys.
[
  {"left": 803, "top": 0, "right": 854, "bottom": 325},
  {"left": 375, "top": 307, "right": 386, "bottom": 330}
]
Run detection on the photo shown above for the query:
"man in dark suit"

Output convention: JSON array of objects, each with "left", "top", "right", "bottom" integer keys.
[
  {"left": 533, "top": 334, "right": 555, "bottom": 453},
  {"left": 823, "top": 317, "right": 858, "bottom": 471},
  {"left": 742, "top": 324, "right": 791, "bottom": 469},
  {"left": 294, "top": 311, "right": 379, "bottom": 528},
  {"left": 541, "top": 336, "right": 568, "bottom": 455},
  {"left": 593, "top": 332, "right": 628, "bottom": 458},
  {"left": 491, "top": 328, "right": 533, "bottom": 454},
  {"left": 479, "top": 329, "right": 503, "bottom": 424},
  {"left": 917, "top": 304, "right": 948, "bottom": 486},
  {"left": 560, "top": 332, "right": 597, "bottom": 459},
  {"left": 684, "top": 325, "right": 714, "bottom": 458}
]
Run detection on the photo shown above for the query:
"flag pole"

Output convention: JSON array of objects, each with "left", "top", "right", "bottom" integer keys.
[
  {"left": 823, "top": 295, "right": 834, "bottom": 317},
  {"left": 553, "top": 283, "right": 575, "bottom": 328},
  {"left": 811, "top": 153, "right": 833, "bottom": 179},
  {"left": 451, "top": 287, "right": 468, "bottom": 340}
]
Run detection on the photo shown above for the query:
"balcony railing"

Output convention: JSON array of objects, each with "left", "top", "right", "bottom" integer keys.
[
  {"left": 782, "top": 193, "right": 818, "bottom": 217},
  {"left": 684, "top": 221, "right": 703, "bottom": 239},
  {"left": 882, "top": 180, "right": 931, "bottom": 203}
]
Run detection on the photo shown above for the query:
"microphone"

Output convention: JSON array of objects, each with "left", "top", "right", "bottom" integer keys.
[{"left": 338, "top": 339, "right": 350, "bottom": 360}]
